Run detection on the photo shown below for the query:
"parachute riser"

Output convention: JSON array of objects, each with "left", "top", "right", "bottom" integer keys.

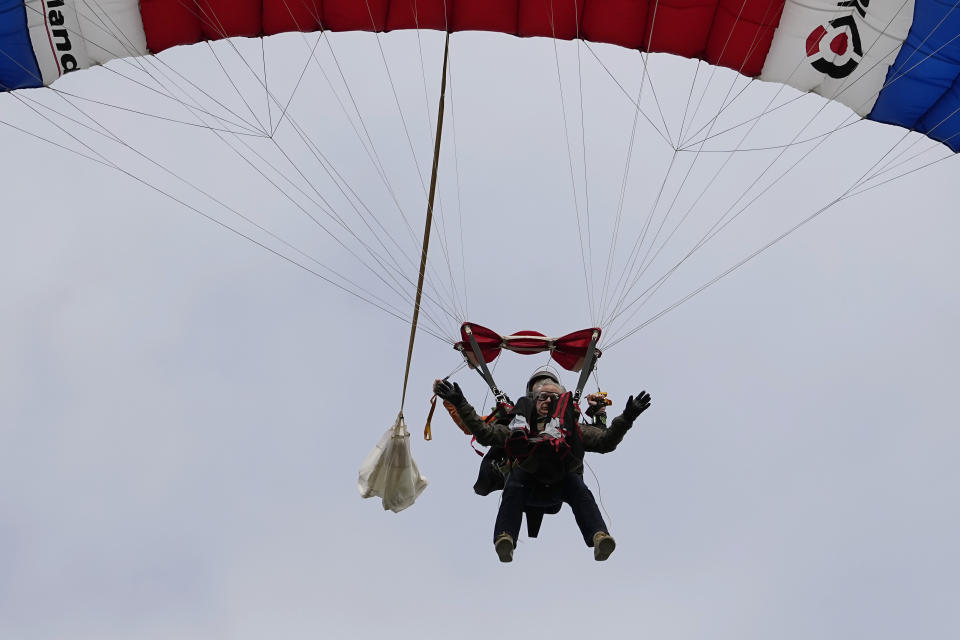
[
  {"left": 571, "top": 330, "right": 601, "bottom": 404},
  {"left": 459, "top": 324, "right": 512, "bottom": 405}
]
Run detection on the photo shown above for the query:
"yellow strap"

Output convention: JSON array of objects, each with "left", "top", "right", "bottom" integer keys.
[{"left": 424, "top": 394, "right": 438, "bottom": 441}]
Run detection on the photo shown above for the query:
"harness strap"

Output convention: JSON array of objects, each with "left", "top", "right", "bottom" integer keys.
[
  {"left": 462, "top": 324, "right": 511, "bottom": 405},
  {"left": 424, "top": 394, "right": 438, "bottom": 441},
  {"left": 552, "top": 392, "right": 570, "bottom": 419},
  {"left": 572, "top": 330, "right": 600, "bottom": 403}
]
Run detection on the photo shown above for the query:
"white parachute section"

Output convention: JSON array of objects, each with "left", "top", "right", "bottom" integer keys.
[
  {"left": 759, "top": 0, "right": 916, "bottom": 115},
  {"left": 358, "top": 414, "right": 428, "bottom": 513},
  {"left": 24, "top": 0, "right": 148, "bottom": 85}
]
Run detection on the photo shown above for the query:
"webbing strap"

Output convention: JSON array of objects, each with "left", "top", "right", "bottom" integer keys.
[
  {"left": 470, "top": 436, "right": 484, "bottom": 457},
  {"left": 572, "top": 330, "right": 600, "bottom": 403},
  {"left": 464, "top": 324, "right": 510, "bottom": 405},
  {"left": 424, "top": 394, "right": 438, "bottom": 440},
  {"left": 399, "top": 31, "right": 451, "bottom": 412}
]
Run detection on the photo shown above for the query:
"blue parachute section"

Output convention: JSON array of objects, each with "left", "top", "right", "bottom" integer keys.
[
  {"left": 870, "top": 0, "right": 960, "bottom": 151},
  {"left": 0, "top": 0, "right": 40, "bottom": 90}
]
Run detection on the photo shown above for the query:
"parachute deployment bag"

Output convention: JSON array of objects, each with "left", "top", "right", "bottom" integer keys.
[{"left": 358, "top": 414, "right": 428, "bottom": 513}]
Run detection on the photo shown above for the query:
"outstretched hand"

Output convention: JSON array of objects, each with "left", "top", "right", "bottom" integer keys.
[
  {"left": 434, "top": 379, "right": 465, "bottom": 406},
  {"left": 622, "top": 391, "right": 652, "bottom": 422}
]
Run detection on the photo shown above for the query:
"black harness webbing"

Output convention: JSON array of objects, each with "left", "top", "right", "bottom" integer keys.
[
  {"left": 462, "top": 324, "right": 511, "bottom": 405},
  {"left": 571, "top": 330, "right": 600, "bottom": 404}
]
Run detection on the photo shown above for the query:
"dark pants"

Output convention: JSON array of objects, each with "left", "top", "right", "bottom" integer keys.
[{"left": 494, "top": 467, "right": 608, "bottom": 546}]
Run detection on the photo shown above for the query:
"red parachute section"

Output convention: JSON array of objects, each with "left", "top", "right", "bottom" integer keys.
[
  {"left": 455, "top": 322, "right": 600, "bottom": 372},
  {"left": 140, "top": 0, "right": 785, "bottom": 77}
]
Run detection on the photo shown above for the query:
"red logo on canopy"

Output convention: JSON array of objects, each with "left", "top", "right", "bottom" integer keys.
[
  {"left": 831, "top": 33, "right": 849, "bottom": 56},
  {"left": 805, "top": 14, "right": 863, "bottom": 79},
  {"left": 806, "top": 26, "right": 828, "bottom": 56}
]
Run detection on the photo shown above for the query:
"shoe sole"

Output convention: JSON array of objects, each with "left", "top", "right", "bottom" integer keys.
[
  {"left": 594, "top": 536, "right": 616, "bottom": 561},
  {"left": 495, "top": 539, "right": 514, "bottom": 563}
]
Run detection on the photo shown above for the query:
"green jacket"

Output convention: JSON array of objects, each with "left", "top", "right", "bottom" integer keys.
[{"left": 451, "top": 397, "right": 634, "bottom": 478}]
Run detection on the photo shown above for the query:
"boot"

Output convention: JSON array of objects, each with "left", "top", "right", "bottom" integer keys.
[
  {"left": 593, "top": 531, "right": 616, "bottom": 561},
  {"left": 494, "top": 532, "right": 514, "bottom": 563}
]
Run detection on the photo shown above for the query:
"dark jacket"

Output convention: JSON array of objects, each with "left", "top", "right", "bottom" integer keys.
[{"left": 454, "top": 393, "right": 635, "bottom": 491}]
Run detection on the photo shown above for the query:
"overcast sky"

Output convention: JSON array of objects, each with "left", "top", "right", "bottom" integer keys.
[{"left": 1, "top": 29, "right": 958, "bottom": 640}]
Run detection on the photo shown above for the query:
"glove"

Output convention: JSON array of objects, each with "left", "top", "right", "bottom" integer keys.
[
  {"left": 585, "top": 394, "right": 608, "bottom": 418},
  {"left": 434, "top": 379, "right": 466, "bottom": 406},
  {"left": 622, "top": 391, "right": 651, "bottom": 422}
]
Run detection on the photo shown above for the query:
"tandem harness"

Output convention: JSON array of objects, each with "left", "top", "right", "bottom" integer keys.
[
  {"left": 452, "top": 322, "right": 602, "bottom": 537},
  {"left": 479, "top": 391, "right": 587, "bottom": 538}
]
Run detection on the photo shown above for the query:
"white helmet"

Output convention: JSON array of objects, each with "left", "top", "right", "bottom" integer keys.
[{"left": 526, "top": 368, "right": 560, "bottom": 394}]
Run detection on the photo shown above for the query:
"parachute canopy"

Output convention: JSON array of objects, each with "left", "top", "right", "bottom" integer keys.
[{"left": 3, "top": 0, "right": 960, "bottom": 149}]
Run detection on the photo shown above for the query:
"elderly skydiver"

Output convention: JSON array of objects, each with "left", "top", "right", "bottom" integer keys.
[
  {"left": 433, "top": 375, "right": 651, "bottom": 562},
  {"left": 471, "top": 370, "right": 613, "bottom": 495}
]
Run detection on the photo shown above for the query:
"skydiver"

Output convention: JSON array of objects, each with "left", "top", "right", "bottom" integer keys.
[
  {"left": 524, "top": 368, "right": 610, "bottom": 424},
  {"left": 433, "top": 376, "right": 651, "bottom": 562},
  {"left": 472, "top": 369, "right": 610, "bottom": 496}
]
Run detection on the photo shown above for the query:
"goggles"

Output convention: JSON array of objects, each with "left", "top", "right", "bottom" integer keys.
[{"left": 535, "top": 391, "right": 560, "bottom": 402}]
